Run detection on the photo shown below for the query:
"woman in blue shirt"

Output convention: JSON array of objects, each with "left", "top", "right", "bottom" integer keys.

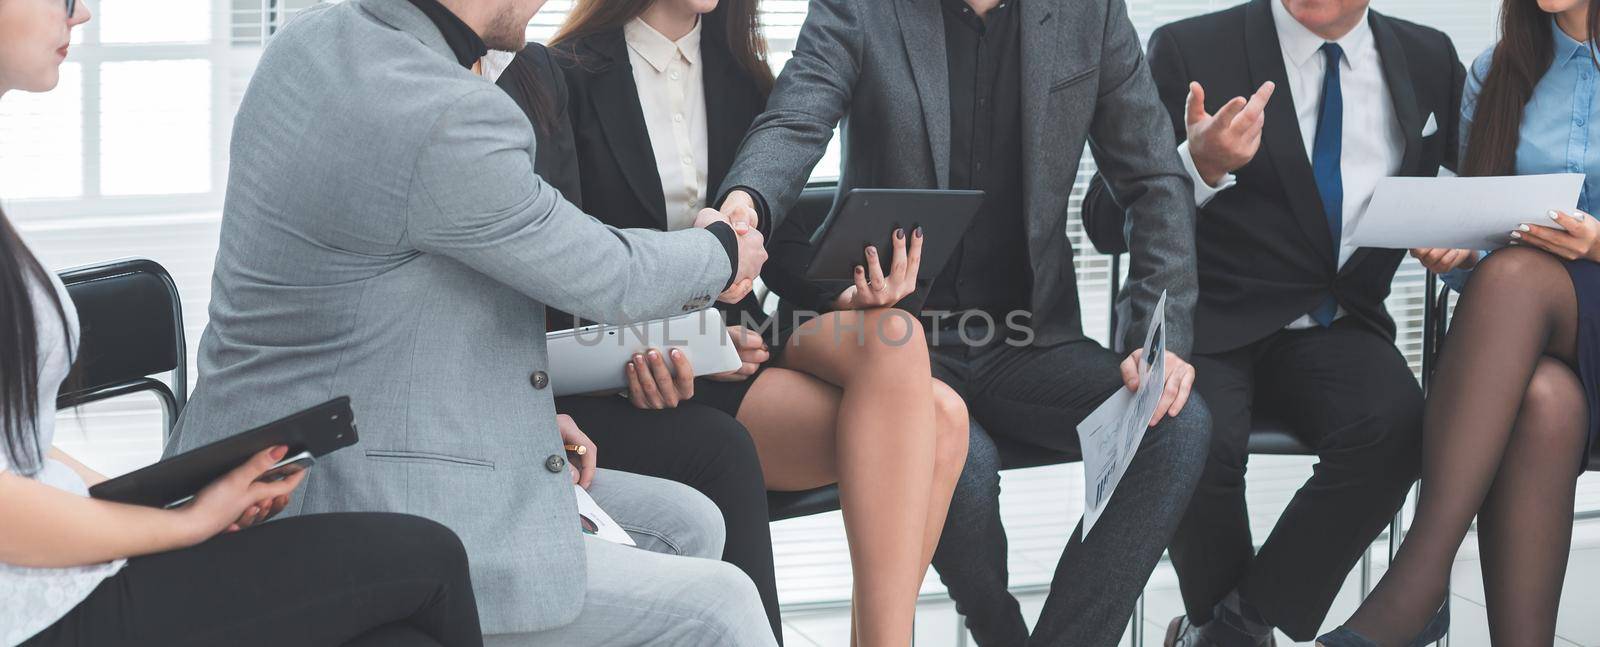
[{"left": 1322, "top": 1, "right": 1600, "bottom": 645}]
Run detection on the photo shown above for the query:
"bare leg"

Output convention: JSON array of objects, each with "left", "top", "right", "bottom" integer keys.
[
  {"left": 733, "top": 308, "right": 965, "bottom": 646},
  {"left": 1477, "top": 357, "right": 1586, "bottom": 646},
  {"left": 1341, "top": 248, "right": 1582, "bottom": 645}
]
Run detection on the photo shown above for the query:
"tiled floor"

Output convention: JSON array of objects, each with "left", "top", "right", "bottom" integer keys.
[{"left": 781, "top": 525, "right": 1600, "bottom": 647}]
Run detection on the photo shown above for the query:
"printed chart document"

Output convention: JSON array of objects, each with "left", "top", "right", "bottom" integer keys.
[
  {"left": 1077, "top": 291, "right": 1167, "bottom": 537},
  {"left": 1346, "top": 174, "right": 1584, "bottom": 250},
  {"left": 574, "top": 485, "right": 636, "bottom": 546}
]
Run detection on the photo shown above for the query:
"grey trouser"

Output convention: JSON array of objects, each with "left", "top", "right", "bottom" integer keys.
[
  {"left": 487, "top": 470, "right": 776, "bottom": 647},
  {"left": 927, "top": 337, "right": 1213, "bottom": 647}
]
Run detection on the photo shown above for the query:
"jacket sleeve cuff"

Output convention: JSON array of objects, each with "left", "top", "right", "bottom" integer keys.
[
  {"left": 1178, "top": 141, "right": 1236, "bottom": 207},
  {"left": 707, "top": 221, "right": 740, "bottom": 292}
]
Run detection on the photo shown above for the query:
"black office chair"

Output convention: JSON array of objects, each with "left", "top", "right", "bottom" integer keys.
[{"left": 54, "top": 258, "right": 187, "bottom": 438}]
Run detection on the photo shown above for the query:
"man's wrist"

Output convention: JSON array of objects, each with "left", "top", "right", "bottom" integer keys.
[{"left": 706, "top": 221, "right": 740, "bottom": 291}]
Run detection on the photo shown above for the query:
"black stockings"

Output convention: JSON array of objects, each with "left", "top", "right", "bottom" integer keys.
[{"left": 1345, "top": 248, "right": 1588, "bottom": 646}]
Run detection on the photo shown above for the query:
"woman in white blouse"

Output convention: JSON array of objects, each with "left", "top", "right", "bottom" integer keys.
[
  {"left": 0, "top": 1, "right": 482, "bottom": 645},
  {"left": 537, "top": 1, "right": 971, "bottom": 645}
]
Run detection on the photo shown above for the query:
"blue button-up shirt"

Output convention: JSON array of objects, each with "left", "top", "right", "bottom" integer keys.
[{"left": 1446, "top": 19, "right": 1600, "bottom": 290}]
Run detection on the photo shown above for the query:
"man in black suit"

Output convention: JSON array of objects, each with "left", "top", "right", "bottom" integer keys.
[{"left": 1084, "top": 0, "right": 1464, "bottom": 644}]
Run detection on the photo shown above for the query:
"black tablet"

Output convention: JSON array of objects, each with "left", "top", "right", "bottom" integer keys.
[
  {"left": 804, "top": 189, "right": 986, "bottom": 281},
  {"left": 90, "top": 397, "right": 358, "bottom": 508}
]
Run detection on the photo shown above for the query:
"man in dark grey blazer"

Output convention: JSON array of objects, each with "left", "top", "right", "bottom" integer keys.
[
  {"left": 168, "top": 0, "right": 774, "bottom": 644},
  {"left": 720, "top": 0, "right": 1211, "bottom": 644}
]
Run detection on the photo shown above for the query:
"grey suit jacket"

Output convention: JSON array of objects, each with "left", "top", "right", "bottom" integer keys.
[
  {"left": 723, "top": 0, "right": 1198, "bottom": 355},
  {"left": 167, "top": 0, "right": 730, "bottom": 634}
]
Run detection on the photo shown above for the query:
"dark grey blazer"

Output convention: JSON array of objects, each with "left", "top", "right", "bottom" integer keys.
[{"left": 724, "top": 0, "right": 1199, "bottom": 355}]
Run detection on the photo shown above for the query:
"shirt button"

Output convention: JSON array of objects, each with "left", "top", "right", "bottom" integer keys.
[
  {"left": 670, "top": 71, "right": 681, "bottom": 81},
  {"left": 529, "top": 370, "right": 549, "bottom": 390},
  {"left": 682, "top": 155, "right": 694, "bottom": 165},
  {"left": 673, "top": 114, "right": 684, "bottom": 123},
  {"left": 544, "top": 455, "right": 566, "bottom": 473},
  {"left": 1580, "top": 118, "right": 1588, "bottom": 127}
]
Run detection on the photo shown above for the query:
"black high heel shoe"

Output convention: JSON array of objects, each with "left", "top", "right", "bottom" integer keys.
[{"left": 1316, "top": 601, "right": 1449, "bottom": 647}]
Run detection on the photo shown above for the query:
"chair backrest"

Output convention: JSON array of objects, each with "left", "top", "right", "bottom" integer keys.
[{"left": 54, "top": 258, "right": 186, "bottom": 436}]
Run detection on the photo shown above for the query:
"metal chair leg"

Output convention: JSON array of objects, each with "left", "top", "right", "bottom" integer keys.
[{"left": 1130, "top": 592, "right": 1145, "bottom": 647}]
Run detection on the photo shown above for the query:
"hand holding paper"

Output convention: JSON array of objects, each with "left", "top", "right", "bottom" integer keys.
[
  {"left": 1078, "top": 291, "right": 1168, "bottom": 537},
  {"left": 1345, "top": 174, "right": 1584, "bottom": 250}
]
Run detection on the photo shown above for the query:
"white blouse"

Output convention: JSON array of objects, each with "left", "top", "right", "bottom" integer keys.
[
  {"left": 624, "top": 16, "right": 710, "bottom": 232},
  {"left": 0, "top": 264, "right": 124, "bottom": 646}
]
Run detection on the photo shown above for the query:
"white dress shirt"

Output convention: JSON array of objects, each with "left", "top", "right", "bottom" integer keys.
[
  {"left": 625, "top": 17, "right": 710, "bottom": 232},
  {"left": 1179, "top": 0, "right": 1404, "bottom": 328}
]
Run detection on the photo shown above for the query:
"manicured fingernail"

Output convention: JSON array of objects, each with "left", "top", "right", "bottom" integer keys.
[
  {"left": 670, "top": 348, "right": 682, "bottom": 359},
  {"left": 914, "top": 226, "right": 924, "bottom": 238},
  {"left": 855, "top": 265, "right": 864, "bottom": 274},
  {"left": 866, "top": 246, "right": 877, "bottom": 256},
  {"left": 648, "top": 350, "right": 660, "bottom": 359},
  {"left": 1520, "top": 224, "right": 1532, "bottom": 232},
  {"left": 1549, "top": 210, "right": 1560, "bottom": 220},
  {"left": 895, "top": 228, "right": 905, "bottom": 240},
  {"left": 1511, "top": 231, "right": 1523, "bottom": 239}
]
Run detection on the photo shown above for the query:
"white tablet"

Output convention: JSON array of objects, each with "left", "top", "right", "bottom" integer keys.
[{"left": 546, "top": 309, "right": 743, "bottom": 397}]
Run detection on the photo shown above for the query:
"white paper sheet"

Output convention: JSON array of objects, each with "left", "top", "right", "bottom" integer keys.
[
  {"left": 574, "top": 484, "right": 636, "bottom": 546},
  {"left": 1345, "top": 174, "right": 1585, "bottom": 250},
  {"left": 1077, "top": 291, "right": 1167, "bottom": 537}
]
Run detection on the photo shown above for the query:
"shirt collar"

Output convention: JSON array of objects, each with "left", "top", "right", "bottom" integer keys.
[
  {"left": 1551, "top": 17, "right": 1592, "bottom": 66},
  {"left": 623, "top": 16, "right": 702, "bottom": 73},
  {"left": 405, "top": 0, "right": 487, "bottom": 69},
  {"left": 1270, "top": 0, "right": 1373, "bottom": 70}
]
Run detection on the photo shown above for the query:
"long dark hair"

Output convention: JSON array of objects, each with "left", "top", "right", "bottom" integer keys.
[
  {"left": 551, "top": 0, "right": 775, "bottom": 95},
  {"left": 0, "top": 206, "right": 71, "bottom": 476},
  {"left": 1462, "top": 0, "right": 1600, "bottom": 175}
]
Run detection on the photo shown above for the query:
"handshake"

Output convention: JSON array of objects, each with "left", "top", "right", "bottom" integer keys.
[{"left": 694, "top": 189, "right": 767, "bottom": 304}]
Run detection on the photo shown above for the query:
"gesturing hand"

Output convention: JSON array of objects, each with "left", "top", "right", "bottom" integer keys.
[
  {"left": 179, "top": 445, "right": 307, "bottom": 543},
  {"left": 1185, "top": 81, "right": 1275, "bottom": 187},
  {"left": 557, "top": 414, "right": 598, "bottom": 490},
  {"left": 1514, "top": 210, "right": 1600, "bottom": 262},
  {"left": 831, "top": 228, "right": 924, "bottom": 310},
  {"left": 625, "top": 347, "right": 696, "bottom": 410},
  {"left": 1409, "top": 248, "right": 1477, "bottom": 274},
  {"left": 1120, "top": 349, "right": 1197, "bottom": 427},
  {"left": 708, "top": 325, "right": 770, "bottom": 382}
]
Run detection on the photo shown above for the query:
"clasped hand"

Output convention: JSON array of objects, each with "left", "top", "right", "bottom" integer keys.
[{"left": 699, "top": 190, "right": 765, "bottom": 303}]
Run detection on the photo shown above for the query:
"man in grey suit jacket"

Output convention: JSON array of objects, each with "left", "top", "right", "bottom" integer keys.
[
  {"left": 168, "top": 0, "right": 774, "bottom": 644},
  {"left": 719, "top": 0, "right": 1211, "bottom": 644}
]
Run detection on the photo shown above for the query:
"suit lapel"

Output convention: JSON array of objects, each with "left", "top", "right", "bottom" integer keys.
[
  {"left": 1246, "top": 0, "right": 1337, "bottom": 266},
  {"left": 1021, "top": 0, "right": 1056, "bottom": 258},
  {"left": 585, "top": 31, "right": 669, "bottom": 228},
  {"left": 893, "top": 0, "right": 951, "bottom": 188}
]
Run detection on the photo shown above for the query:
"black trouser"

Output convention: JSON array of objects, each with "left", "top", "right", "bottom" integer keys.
[
  {"left": 926, "top": 337, "right": 1212, "bottom": 647},
  {"left": 554, "top": 395, "right": 782, "bottom": 644},
  {"left": 24, "top": 513, "right": 481, "bottom": 647},
  {"left": 1170, "top": 320, "right": 1424, "bottom": 640}
]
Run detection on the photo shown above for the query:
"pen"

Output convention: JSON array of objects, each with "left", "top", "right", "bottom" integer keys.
[{"left": 564, "top": 444, "right": 587, "bottom": 456}]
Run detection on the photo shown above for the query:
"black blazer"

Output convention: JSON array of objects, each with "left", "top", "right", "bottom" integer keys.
[
  {"left": 547, "top": 24, "right": 770, "bottom": 328},
  {"left": 498, "top": 44, "right": 582, "bottom": 207},
  {"left": 1083, "top": 0, "right": 1465, "bottom": 355}
]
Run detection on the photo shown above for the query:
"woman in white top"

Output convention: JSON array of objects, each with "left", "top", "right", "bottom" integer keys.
[
  {"left": 538, "top": 2, "right": 972, "bottom": 645},
  {"left": 0, "top": 1, "right": 482, "bottom": 645}
]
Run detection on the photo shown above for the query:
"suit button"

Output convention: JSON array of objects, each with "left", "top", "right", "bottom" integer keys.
[
  {"left": 530, "top": 370, "right": 549, "bottom": 390},
  {"left": 545, "top": 454, "right": 566, "bottom": 473}
]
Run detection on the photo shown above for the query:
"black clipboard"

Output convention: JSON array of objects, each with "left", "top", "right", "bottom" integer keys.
[
  {"left": 89, "top": 397, "right": 358, "bottom": 508},
  {"left": 804, "top": 189, "right": 985, "bottom": 281}
]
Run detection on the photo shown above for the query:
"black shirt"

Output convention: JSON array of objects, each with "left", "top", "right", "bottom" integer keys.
[
  {"left": 924, "top": 0, "right": 1032, "bottom": 318},
  {"left": 406, "top": 0, "right": 487, "bottom": 69}
]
